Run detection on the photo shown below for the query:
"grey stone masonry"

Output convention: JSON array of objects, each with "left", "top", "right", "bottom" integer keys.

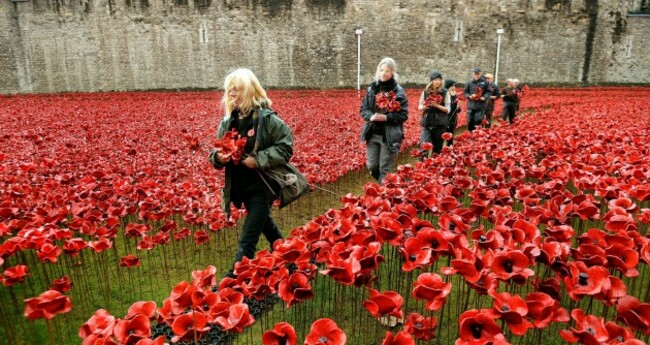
[{"left": 1, "top": 0, "right": 648, "bottom": 93}]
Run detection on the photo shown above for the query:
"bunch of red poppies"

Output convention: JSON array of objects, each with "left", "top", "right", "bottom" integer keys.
[{"left": 375, "top": 91, "right": 402, "bottom": 112}]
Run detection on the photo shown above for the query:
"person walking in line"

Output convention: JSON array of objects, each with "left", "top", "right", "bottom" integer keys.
[
  {"left": 444, "top": 79, "right": 461, "bottom": 146},
  {"left": 484, "top": 73, "right": 499, "bottom": 128},
  {"left": 500, "top": 78, "right": 519, "bottom": 124},
  {"left": 359, "top": 57, "right": 408, "bottom": 184},
  {"left": 208, "top": 68, "right": 292, "bottom": 278},
  {"left": 463, "top": 68, "right": 490, "bottom": 131},
  {"left": 418, "top": 70, "right": 450, "bottom": 157}
]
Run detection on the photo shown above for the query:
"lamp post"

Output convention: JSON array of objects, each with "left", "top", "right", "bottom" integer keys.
[
  {"left": 495, "top": 28, "right": 504, "bottom": 84},
  {"left": 355, "top": 28, "right": 363, "bottom": 90}
]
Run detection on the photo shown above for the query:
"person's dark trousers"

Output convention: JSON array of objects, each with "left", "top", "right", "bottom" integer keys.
[
  {"left": 467, "top": 108, "right": 485, "bottom": 131},
  {"left": 502, "top": 102, "right": 517, "bottom": 124},
  {"left": 420, "top": 127, "right": 446, "bottom": 159},
  {"left": 446, "top": 121, "right": 456, "bottom": 146},
  {"left": 485, "top": 100, "right": 495, "bottom": 128},
  {"left": 228, "top": 192, "right": 283, "bottom": 276}
]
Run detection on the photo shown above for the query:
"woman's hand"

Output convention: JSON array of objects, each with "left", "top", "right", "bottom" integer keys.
[
  {"left": 242, "top": 156, "right": 257, "bottom": 169},
  {"left": 418, "top": 103, "right": 429, "bottom": 112},
  {"left": 370, "top": 113, "right": 387, "bottom": 122}
]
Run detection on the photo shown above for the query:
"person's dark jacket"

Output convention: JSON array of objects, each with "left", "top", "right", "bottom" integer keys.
[
  {"left": 209, "top": 107, "right": 293, "bottom": 215},
  {"left": 359, "top": 79, "right": 409, "bottom": 153},
  {"left": 463, "top": 77, "right": 491, "bottom": 110},
  {"left": 502, "top": 87, "right": 519, "bottom": 103},
  {"left": 448, "top": 93, "right": 461, "bottom": 129},
  {"left": 487, "top": 82, "right": 500, "bottom": 101},
  {"left": 420, "top": 88, "right": 449, "bottom": 128}
]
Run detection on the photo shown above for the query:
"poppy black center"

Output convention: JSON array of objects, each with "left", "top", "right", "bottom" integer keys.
[
  {"left": 431, "top": 240, "right": 439, "bottom": 248},
  {"left": 578, "top": 272, "right": 588, "bottom": 286},
  {"left": 504, "top": 260, "right": 513, "bottom": 273},
  {"left": 415, "top": 322, "right": 423, "bottom": 328},
  {"left": 501, "top": 305, "right": 510, "bottom": 312},
  {"left": 479, "top": 235, "right": 487, "bottom": 242},
  {"left": 319, "top": 336, "right": 328, "bottom": 342},
  {"left": 471, "top": 324, "right": 482, "bottom": 339},
  {"left": 409, "top": 254, "right": 417, "bottom": 261}
]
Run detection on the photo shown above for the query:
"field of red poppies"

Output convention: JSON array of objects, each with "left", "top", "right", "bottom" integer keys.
[{"left": 1, "top": 87, "right": 649, "bottom": 345}]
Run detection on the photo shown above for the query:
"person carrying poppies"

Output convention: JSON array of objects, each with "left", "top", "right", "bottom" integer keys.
[
  {"left": 418, "top": 70, "right": 450, "bottom": 157},
  {"left": 208, "top": 68, "right": 292, "bottom": 278},
  {"left": 500, "top": 79, "right": 519, "bottom": 124},
  {"left": 444, "top": 79, "right": 461, "bottom": 146},
  {"left": 463, "top": 67, "right": 491, "bottom": 131},
  {"left": 359, "top": 57, "right": 409, "bottom": 184}
]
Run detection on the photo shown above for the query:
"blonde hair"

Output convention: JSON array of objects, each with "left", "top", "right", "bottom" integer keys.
[
  {"left": 485, "top": 73, "right": 494, "bottom": 79},
  {"left": 221, "top": 68, "right": 272, "bottom": 117},
  {"left": 374, "top": 57, "right": 398, "bottom": 82}
]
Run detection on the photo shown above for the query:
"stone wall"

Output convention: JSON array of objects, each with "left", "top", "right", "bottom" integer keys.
[{"left": 0, "top": 0, "right": 648, "bottom": 93}]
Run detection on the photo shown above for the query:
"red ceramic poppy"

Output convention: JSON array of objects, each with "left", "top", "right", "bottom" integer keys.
[
  {"left": 399, "top": 237, "right": 432, "bottom": 272},
  {"left": 51, "top": 275, "right": 73, "bottom": 293},
  {"left": 2, "top": 264, "right": 29, "bottom": 286},
  {"left": 559, "top": 309, "right": 609, "bottom": 344},
  {"left": 262, "top": 322, "right": 298, "bottom": 345},
  {"left": 214, "top": 303, "right": 255, "bottom": 333},
  {"left": 381, "top": 331, "right": 415, "bottom": 345},
  {"left": 362, "top": 288, "right": 404, "bottom": 319},
  {"left": 23, "top": 289, "right": 73, "bottom": 320},
  {"left": 564, "top": 262, "right": 612, "bottom": 301},
  {"left": 304, "top": 318, "right": 346, "bottom": 345},
  {"left": 491, "top": 249, "right": 534, "bottom": 285},
  {"left": 191, "top": 265, "right": 217, "bottom": 288},
  {"left": 605, "top": 243, "right": 639, "bottom": 278},
  {"left": 412, "top": 273, "right": 451, "bottom": 311},
  {"left": 169, "top": 281, "right": 198, "bottom": 315},
  {"left": 456, "top": 309, "right": 507, "bottom": 345},
  {"left": 63, "top": 237, "right": 88, "bottom": 256},
  {"left": 488, "top": 291, "right": 533, "bottom": 336},
  {"left": 403, "top": 312, "right": 437, "bottom": 340},
  {"left": 79, "top": 309, "right": 116, "bottom": 341},
  {"left": 524, "top": 292, "right": 569, "bottom": 329},
  {"left": 278, "top": 272, "right": 314, "bottom": 308},
  {"left": 170, "top": 311, "right": 211, "bottom": 343},
  {"left": 36, "top": 242, "right": 62, "bottom": 263},
  {"left": 88, "top": 237, "right": 113, "bottom": 253},
  {"left": 119, "top": 254, "right": 141, "bottom": 268},
  {"left": 126, "top": 301, "right": 157, "bottom": 320},
  {"left": 616, "top": 295, "right": 650, "bottom": 335},
  {"left": 113, "top": 313, "right": 151, "bottom": 344}
]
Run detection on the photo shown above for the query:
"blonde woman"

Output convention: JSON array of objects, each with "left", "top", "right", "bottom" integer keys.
[
  {"left": 418, "top": 70, "right": 450, "bottom": 156},
  {"left": 208, "top": 68, "right": 292, "bottom": 278},
  {"left": 359, "top": 57, "right": 408, "bottom": 184}
]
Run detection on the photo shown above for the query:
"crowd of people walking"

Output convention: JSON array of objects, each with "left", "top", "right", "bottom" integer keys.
[{"left": 359, "top": 58, "right": 525, "bottom": 184}]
